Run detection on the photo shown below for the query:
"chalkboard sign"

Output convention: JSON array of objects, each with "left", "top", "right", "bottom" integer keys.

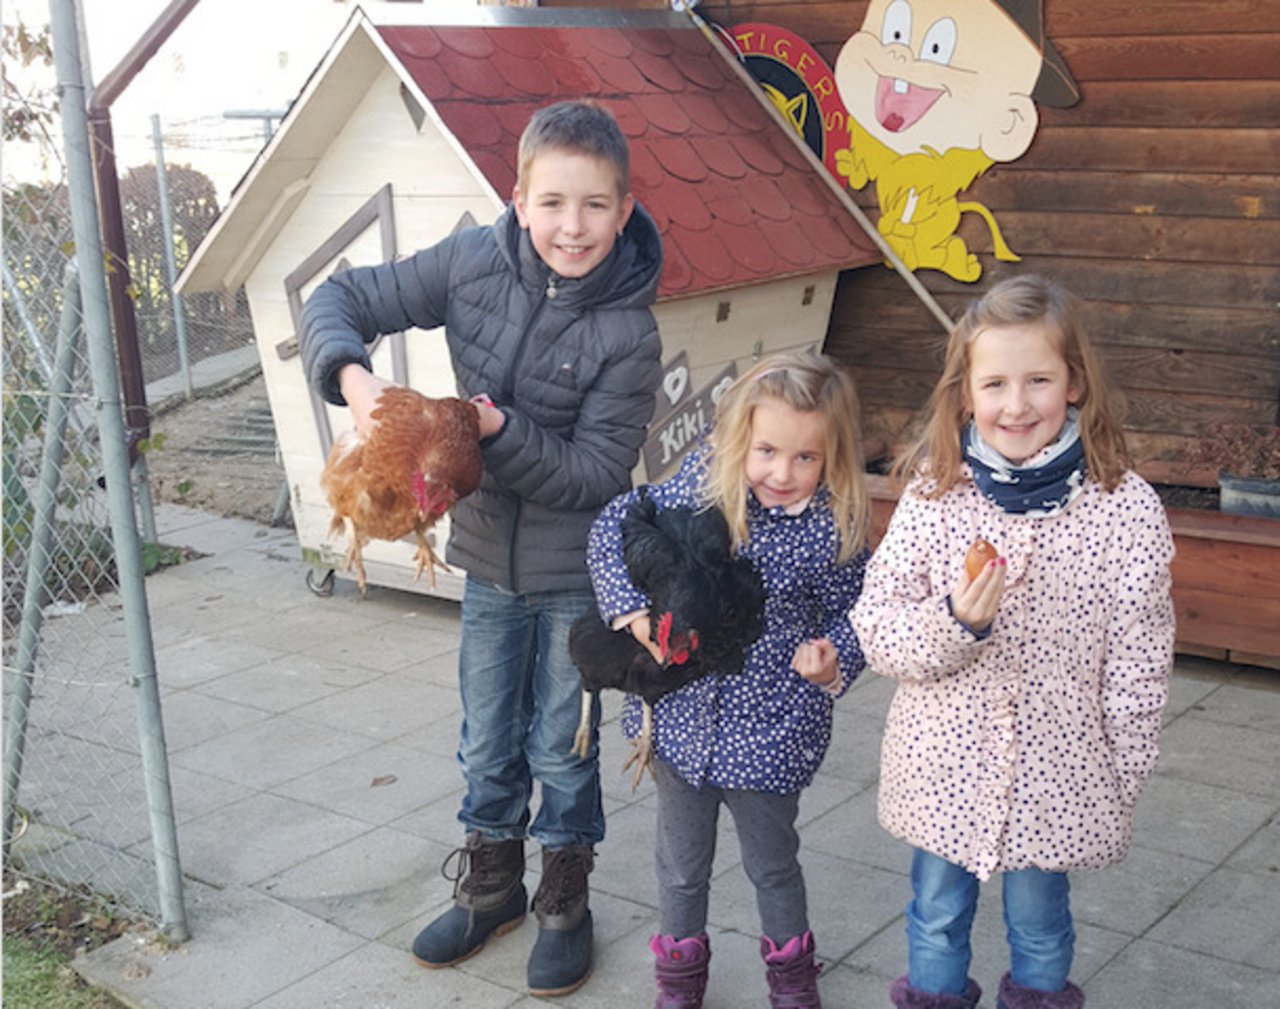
[{"left": 642, "top": 362, "right": 737, "bottom": 481}]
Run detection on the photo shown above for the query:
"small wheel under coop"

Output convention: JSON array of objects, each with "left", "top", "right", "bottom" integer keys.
[{"left": 306, "top": 567, "right": 335, "bottom": 597}]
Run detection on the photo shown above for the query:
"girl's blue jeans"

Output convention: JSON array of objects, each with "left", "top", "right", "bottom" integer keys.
[
  {"left": 456, "top": 577, "right": 604, "bottom": 848},
  {"left": 906, "top": 848, "right": 1074, "bottom": 995}
]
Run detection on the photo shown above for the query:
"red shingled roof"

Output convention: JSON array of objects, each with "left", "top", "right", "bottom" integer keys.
[{"left": 377, "top": 23, "right": 879, "bottom": 299}]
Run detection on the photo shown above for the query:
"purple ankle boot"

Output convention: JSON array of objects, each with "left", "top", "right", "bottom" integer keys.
[
  {"left": 889, "top": 975, "right": 982, "bottom": 1008},
  {"left": 650, "top": 933, "right": 710, "bottom": 1009},
  {"left": 760, "top": 930, "right": 822, "bottom": 1008},
  {"left": 996, "top": 972, "right": 1085, "bottom": 1009}
]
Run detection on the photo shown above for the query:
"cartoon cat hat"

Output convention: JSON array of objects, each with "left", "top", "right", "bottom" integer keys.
[{"left": 998, "top": 0, "right": 1080, "bottom": 107}]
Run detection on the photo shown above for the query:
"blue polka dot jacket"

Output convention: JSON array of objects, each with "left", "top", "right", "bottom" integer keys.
[{"left": 586, "top": 447, "right": 869, "bottom": 794}]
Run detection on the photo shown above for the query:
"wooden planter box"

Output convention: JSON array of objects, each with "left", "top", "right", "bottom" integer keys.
[
  {"left": 1165, "top": 506, "right": 1280, "bottom": 668},
  {"left": 865, "top": 476, "right": 1280, "bottom": 669}
]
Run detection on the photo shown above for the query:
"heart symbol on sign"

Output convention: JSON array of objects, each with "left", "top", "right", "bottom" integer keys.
[
  {"left": 663, "top": 366, "right": 688, "bottom": 406},
  {"left": 710, "top": 375, "right": 735, "bottom": 406}
]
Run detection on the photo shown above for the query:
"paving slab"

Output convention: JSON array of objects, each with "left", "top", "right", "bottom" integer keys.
[{"left": 69, "top": 506, "right": 1280, "bottom": 1009}]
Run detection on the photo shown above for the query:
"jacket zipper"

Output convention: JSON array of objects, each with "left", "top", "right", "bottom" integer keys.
[{"left": 504, "top": 272, "right": 560, "bottom": 589}]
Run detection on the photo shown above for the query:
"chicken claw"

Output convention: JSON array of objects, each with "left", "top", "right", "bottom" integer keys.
[
  {"left": 620, "top": 702, "right": 656, "bottom": 790},
  {"left": 412, "top": 528, "right": 439, "bottom": 590},
  {"left": 571, "top": 690, "right": 593, "bottom": 759},
  {"left": 342, "top": 516, "right": 368, "bottom": 596}
]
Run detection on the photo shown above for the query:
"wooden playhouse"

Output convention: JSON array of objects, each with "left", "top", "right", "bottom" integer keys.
[{"left": 176, "top": 5, "right": 880, "bottom": 598}]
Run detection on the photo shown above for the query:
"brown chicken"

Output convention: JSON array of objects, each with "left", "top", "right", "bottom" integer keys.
[{"left": 320, "top": 385, "right": 483, "bottom": 594}]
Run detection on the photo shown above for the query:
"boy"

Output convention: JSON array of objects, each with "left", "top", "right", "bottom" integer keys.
[{"left": 300, "top": 100, "right": 663, "bottom": 997}]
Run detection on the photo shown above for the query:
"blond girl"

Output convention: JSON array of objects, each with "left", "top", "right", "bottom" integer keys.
[
  {"left": 853, "top": 275, "right": 1175, "bottom": 1009},
  {"left": 588, "top": 350, "right": 871, "bottom": 1008}
]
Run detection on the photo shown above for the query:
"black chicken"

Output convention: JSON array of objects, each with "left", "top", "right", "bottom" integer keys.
[{"left": 570, "top": 489, "right": 767, "bottom": 786}]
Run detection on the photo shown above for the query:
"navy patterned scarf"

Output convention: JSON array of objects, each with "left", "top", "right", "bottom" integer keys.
[{"left": 963, "top": 411, "right": 1086, "bottom": 516}]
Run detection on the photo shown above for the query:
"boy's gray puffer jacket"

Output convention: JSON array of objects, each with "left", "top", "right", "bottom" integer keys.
[{"left": 300, "top": 202, "right": 663, "bottom": 594}]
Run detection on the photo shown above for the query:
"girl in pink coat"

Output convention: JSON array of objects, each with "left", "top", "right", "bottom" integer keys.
[{"left": 851, "top": 275, "right": 1175, "bottom": 1009}]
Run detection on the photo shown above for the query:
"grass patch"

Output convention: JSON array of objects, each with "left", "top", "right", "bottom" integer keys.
[
  {"left": 3, "top": 936, "right": 128, "bottom": 1009},
  {"left": 2, "top": 873, "right": 136, "bottom": 1009}
]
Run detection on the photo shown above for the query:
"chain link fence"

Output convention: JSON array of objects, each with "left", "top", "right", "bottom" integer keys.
[
  {"left": 2, "top": 142, "right": 170, "bottom": 922},
  {"left": 2, "top": 12, "right": 256, "bottom": 928}
]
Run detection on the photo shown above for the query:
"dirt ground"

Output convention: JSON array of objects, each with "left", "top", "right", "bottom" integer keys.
[{"left": 144, "top": 371, "right": 290, "bottom": 528}]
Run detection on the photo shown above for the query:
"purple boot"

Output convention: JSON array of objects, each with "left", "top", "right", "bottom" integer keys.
[
  {"left": 997, "top": 972, "right": 1085, "bottom": 1009},
  {"left": 760, "top": 930, "right": 822, "bottom": 1008},
  {"left": 651, "top": 933, "right": 710, "bottom": 1009},
  {"left": 889, "top": 975, "right": 982, "bottom": 1008}
]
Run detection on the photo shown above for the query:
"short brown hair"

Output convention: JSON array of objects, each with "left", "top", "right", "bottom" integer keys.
[
  {"left": 896, "top": 273, "right": 1130, "bottom": 496},
  {"left": 516, "top": 100, "right": 630, "bottom": 198}
]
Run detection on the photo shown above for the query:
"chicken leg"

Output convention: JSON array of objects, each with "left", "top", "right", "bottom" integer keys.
[
  {"left": 342, "top": 516, "right": 369, "bottom": 596},
  {"left": 620, "top": 701, "right": 656, "bottom": 790},
  {"left": 412, "top": 526, "right": 441, "bottom": 590},
  {"left": 571, "top": 689, "right": 594, "bottom": 759}
]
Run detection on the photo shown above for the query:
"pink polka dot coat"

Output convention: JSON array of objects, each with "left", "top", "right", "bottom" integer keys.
[{"left": 851, "top": 471, "right": 1175, "bottom": 880}]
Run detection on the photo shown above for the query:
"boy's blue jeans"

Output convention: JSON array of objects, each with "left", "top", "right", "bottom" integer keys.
[
  {"left": 456, "top": 577, "right": 604, "bottom": 849},
  {"left": 906, "top": 848, "right": 1074, "bottom": 995}
]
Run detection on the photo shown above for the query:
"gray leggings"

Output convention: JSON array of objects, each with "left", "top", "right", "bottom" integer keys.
[{"left": 653, "top": 757, "right": 808, "bottom": 944}]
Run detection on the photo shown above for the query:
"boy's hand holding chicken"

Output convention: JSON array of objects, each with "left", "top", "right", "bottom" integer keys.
[
  {"left": 339, "top": 365, "right": 506, "bottom": 440},
  {"left": 322, "top": 365, "right": 491, "bottom": 595}
]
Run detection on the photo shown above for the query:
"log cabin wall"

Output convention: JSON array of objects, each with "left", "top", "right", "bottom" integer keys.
[{"left": 696, "top": 0, "right": 1280, "bottom": 485}]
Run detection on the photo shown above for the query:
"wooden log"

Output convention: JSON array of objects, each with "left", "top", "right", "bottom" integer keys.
[
  {"left": 1040, "top": 81, "right": 1279, "bottom": 129},
  {"left": 1118, "top": 390, "right": 1275, "bottom": 436},
  {"left": 1095, "top": 346, "right": 1277, "bottom": 402},
  {"left": 1053, "top": 34, "right": 1280, "bottom": 80},
  {"left": 830, "top": 291, "right": 1279, "bottom": 357},
  {"left": 835, "top": 257, "right": 1280, "bottom": 307},
  {"left": 834, "top": 327, "right": 1279, "bottom": 403},
  {"left": 948, "top": 210, "right": 1280, "bottom": 267},
  {"left": 849, "top": 367, "right": 1274, "bottom": 437},
  {"left": 971, "top": 169, "right": 1280, "bottom": 220},
  {"left": 1046, "top": 1, "right": 1280, "bottom": 37},
  {"left": 702, "top": 0, "right": 1280, "bottom": 47},
  {"left": 1023, "top": 128, "right": 1280, "bottom": 175}
]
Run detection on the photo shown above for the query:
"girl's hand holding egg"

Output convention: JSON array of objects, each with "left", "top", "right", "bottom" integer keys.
[
  {"left": 953, "top": 538, "right": 1005, "bottom": 633},
  {"left": 964, "top": 538, "right": 998, "bottom": 581}
]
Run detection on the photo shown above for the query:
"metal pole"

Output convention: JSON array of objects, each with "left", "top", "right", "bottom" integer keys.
[
  {"left": 222, "top": 108, "right": 287, "bottom": 142},
  {"left": 48, "top": 0, "right": 189, "bottom": 942},
  {"left": 2, "top": 265, "right": 82, "bottom": 852},
  {"left": 133, "top": 441, "right": 159, "bottom": 545},
  {"left": 151, "top": 113, "right": 193, "bottom": 400},
  {"left": 3, "top": 261, "right": 93, "bottom": 440},
  {"left": 2, "top": 260, "right": 58, "bottom": 384}
]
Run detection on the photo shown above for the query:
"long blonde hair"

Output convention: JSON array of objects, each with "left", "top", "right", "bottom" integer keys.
[
  {"left": 895, "top": 274, "right": 1131, "bottom": 496},
  {"left": 702, "top": 350, "right": 869, "bottom": 562}
]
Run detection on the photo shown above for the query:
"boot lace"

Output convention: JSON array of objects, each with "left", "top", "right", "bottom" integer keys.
[
  {"left": 440, "top": 840, "right": 474, "bottom": 902},
  {"left": 440, "top": 834, "right": 521, "bottom": 934},
  {"left": 534, "top": 847, "right": 593, "bottom": 914}
]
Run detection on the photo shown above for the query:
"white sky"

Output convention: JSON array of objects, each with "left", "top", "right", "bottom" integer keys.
[{"left": 4, "top": 0, "right": 479, "bottom": 201}]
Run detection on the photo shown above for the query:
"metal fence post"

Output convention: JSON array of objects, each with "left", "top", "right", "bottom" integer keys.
[
  {"left": 150, "top": 113, "right": 192, "bottom": 401},
  {"left": 2, "top": 265, "right": 82, "bottom": 851},
  {"left": 48, "top": 0, "right": 189, "bottom": 942}
]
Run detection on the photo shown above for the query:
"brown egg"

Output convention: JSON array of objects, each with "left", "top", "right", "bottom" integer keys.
[{"left": 965, "top": 538, "right": 998, "bottom": 581}]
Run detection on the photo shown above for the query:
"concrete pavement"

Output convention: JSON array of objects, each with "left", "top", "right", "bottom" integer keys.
[{"left": 74, "top": 503, "right": 1280, "bottom": 1008}]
